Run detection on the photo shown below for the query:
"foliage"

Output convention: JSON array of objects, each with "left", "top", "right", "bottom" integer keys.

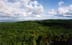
[{"left": 0, "top": 20, "right": 72, "bottom": 45}]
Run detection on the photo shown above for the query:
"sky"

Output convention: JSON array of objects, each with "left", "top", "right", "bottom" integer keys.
[{"left": 0, "top": 0, "right": 72, "bottom": 22}]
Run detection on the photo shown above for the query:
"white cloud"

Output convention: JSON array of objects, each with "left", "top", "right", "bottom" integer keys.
[
  {"left": 48, "top": 1, "right": 72, "bottom": 16},
  {"left": 58, "top": 5, "right": 72, "bottom": 16},
  {"left": 35, "top": 15, "right": 41, "bottom": 17},
  {"left": 48, "top": 9, "right": 57, "bottom": 15},
  {"left": 58, "top": 1, "right": 64, "bottom": 6},
  {"left": 58, "top": 7, "right": 69, "bottom": 14},
  {"left": 0, "top": 0, "right": 44, "bottom": 22},
  {"left": 69, "top": 5, "right": 72, "bottom": 10}
]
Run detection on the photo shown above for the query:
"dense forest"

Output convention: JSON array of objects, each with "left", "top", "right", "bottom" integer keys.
[{"left": 0, "top": 20, "right": 72, "bottom": 45}]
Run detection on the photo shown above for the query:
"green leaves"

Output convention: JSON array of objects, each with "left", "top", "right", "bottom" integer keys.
[{"left": 0, "top": 20, "right": 72, "bottom": 45}]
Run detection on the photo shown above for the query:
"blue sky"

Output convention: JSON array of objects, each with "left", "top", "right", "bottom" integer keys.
[
  {"left": 37, "top": 0, "right": 72, "bottom": 13},
  {"left": 0, "top": 0, "right": 72, "bottom": 22}
]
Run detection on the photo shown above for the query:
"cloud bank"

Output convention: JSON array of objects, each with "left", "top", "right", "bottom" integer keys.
[{"left": 0, "top": 0, "right": 44, "bottom": 22}]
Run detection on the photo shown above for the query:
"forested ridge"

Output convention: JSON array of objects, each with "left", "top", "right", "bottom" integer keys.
[{"left": 0, "top": 20, "right": 72, "bottom": 45}]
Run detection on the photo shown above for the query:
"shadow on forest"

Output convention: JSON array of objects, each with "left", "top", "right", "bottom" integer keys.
[
  {"left": 36, "top": 34, "right": 72, "bottom": 45},
  {"left": 37, "top": 20, "right": 72, "bottom": 29},
  {"left": 32, "top": 20, "right": 72, "bottom": 45}
]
